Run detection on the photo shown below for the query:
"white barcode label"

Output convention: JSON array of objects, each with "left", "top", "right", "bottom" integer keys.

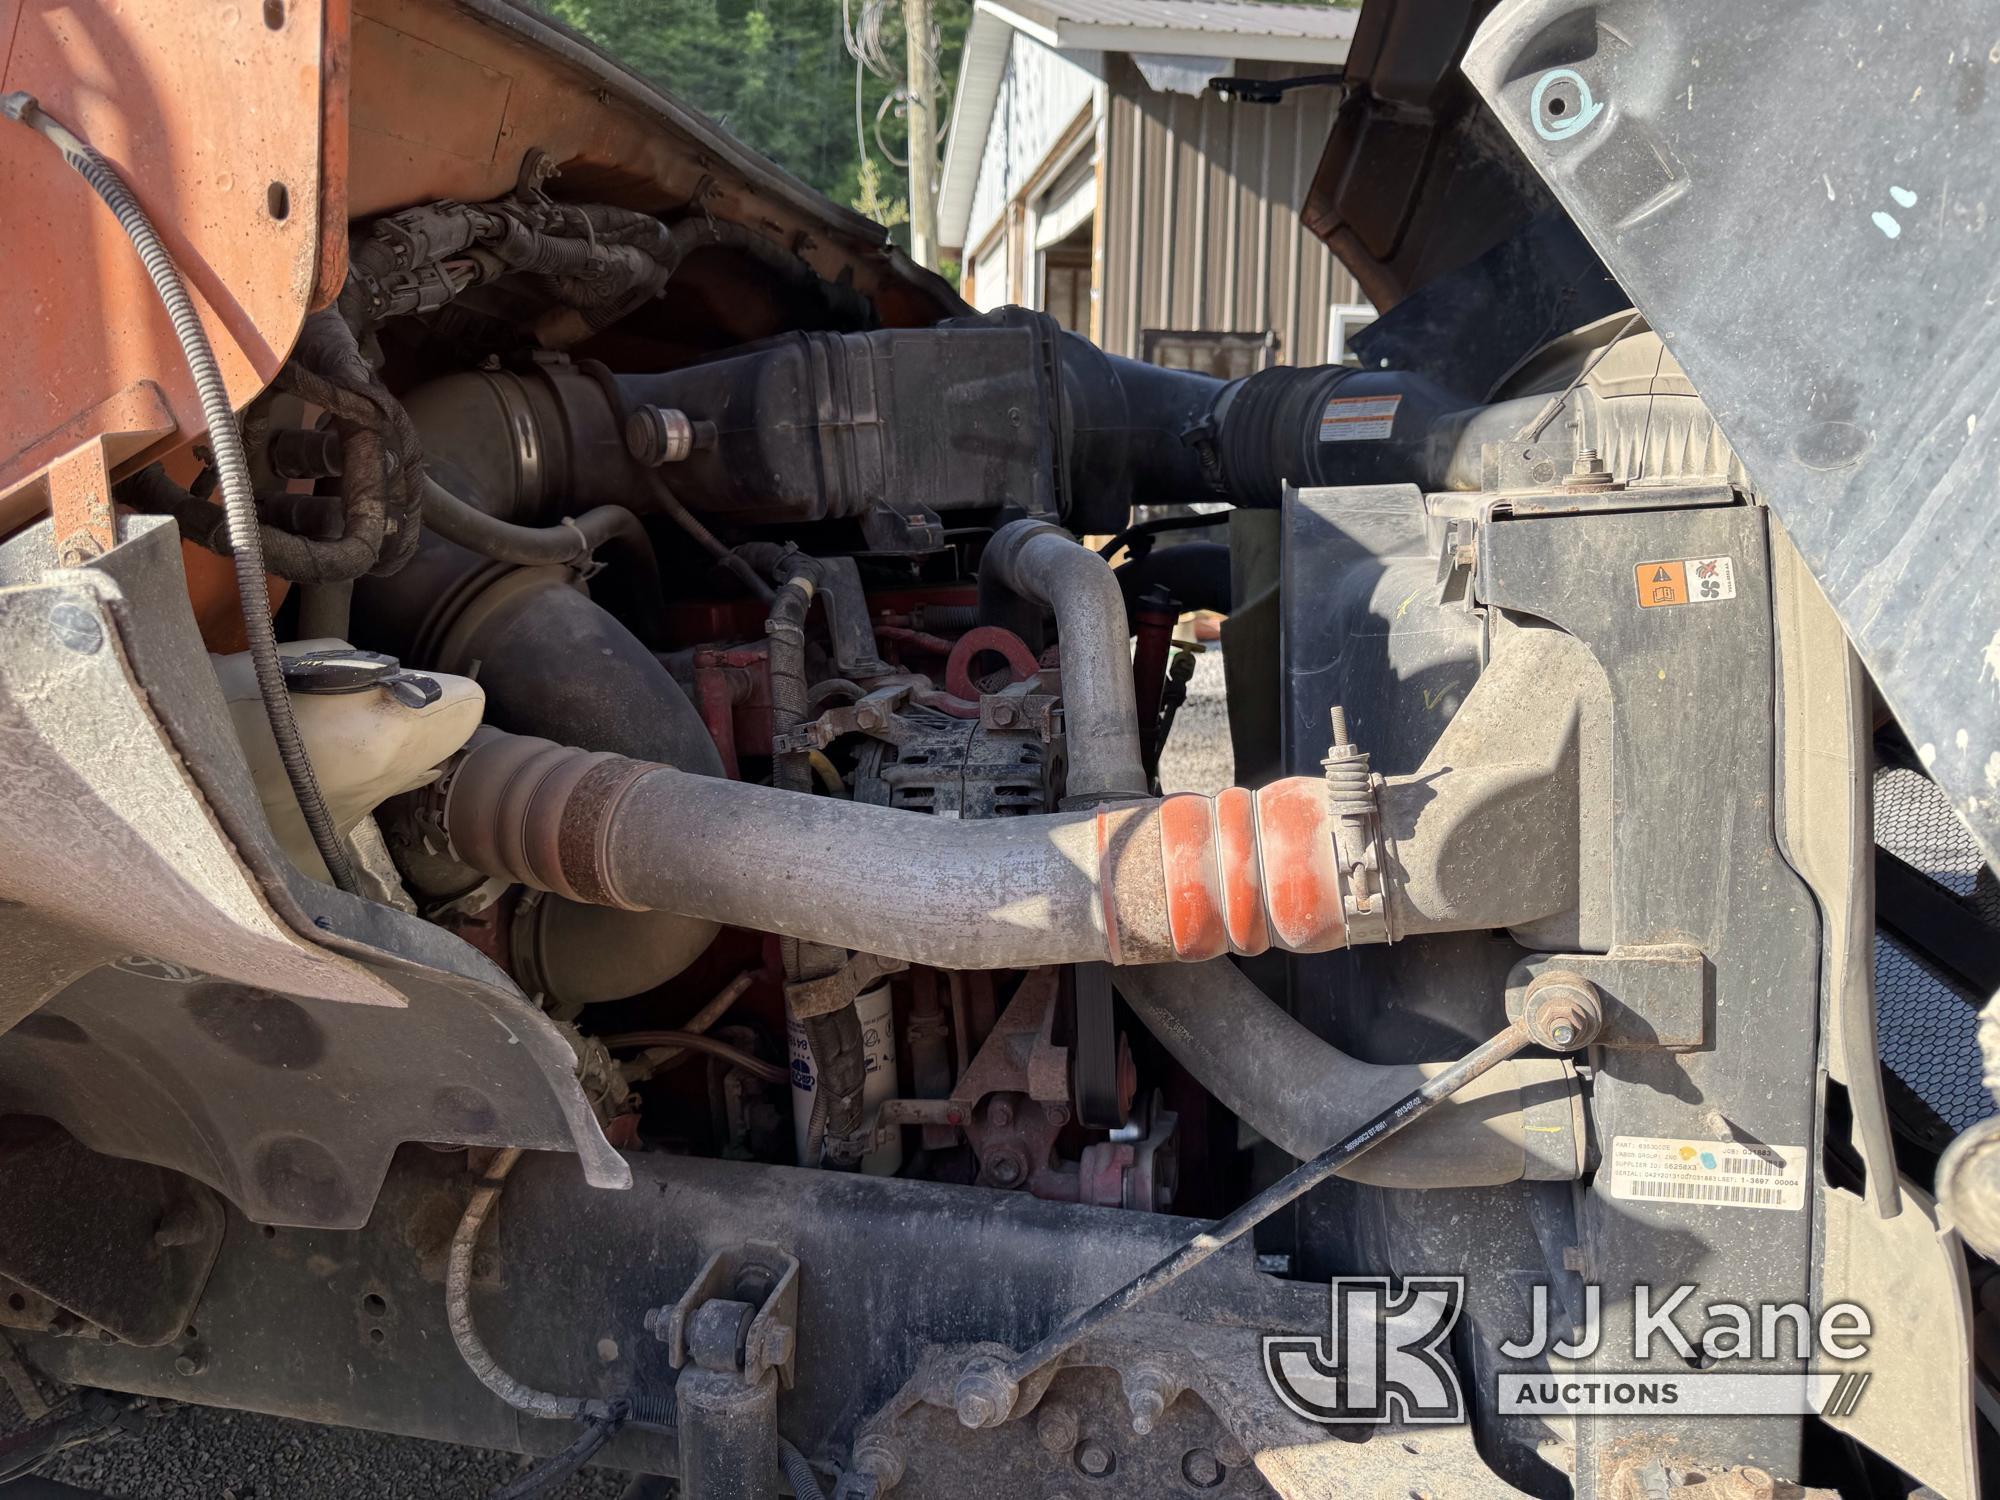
[
  {"left": 1317, "top": 393, "right": 1401, "bottom": 442},
  {"left": 1606, "top": 1136, "right": 1807, "bottom": 1212}
]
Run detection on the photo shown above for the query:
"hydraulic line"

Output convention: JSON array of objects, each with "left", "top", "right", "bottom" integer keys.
[
  {"left": 446, "top": 1148, "right": 610, "bottom": 1423},
  {"left": 950, "top": 979, "right": 1604, "bottom": 1429},
  {"left": 597, "top": 1030, "right": 788, "bottom": 1086},
  {"left": 3, "top": 92, "right": 359, "bottom": 892},
  {"left": 739, "top": 547, "right": 871, "bottom": 1167},
  {"left": 782, "top": 1438, "right": 830, "bottom": 1499},
  {"left": 418, "top": 476, "right": 654, "bottom": 571},
  {"left": 615, "top": 970, "right": 757, "bottom": 1080},
  {"left": 483, "top": 1416, "right": 619, "bottom": 1500}
]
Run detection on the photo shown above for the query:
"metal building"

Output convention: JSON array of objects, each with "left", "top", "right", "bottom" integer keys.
[{"left": 939, "top": 0, "right": 1371, "bottom": 373}]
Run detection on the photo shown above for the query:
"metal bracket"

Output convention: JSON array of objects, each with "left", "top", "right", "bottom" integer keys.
[
  {"left": 654, "top": 1242, "right": 801, "bottom": 1390},
  {"left": 771, "top": 685, "right": 913, "bottom": 756},
  {"left": 784, "top": 951, "right": 908, "bottom": 1022},
  {"left": 20, "top": 380, "right": 177, "bottom": 567},
  {"left": 1503, "top": 944, "right": 1707, "bottom": 1049},
  {"left": 816, "top": 556, "right": 895, "bottom": 678},
  {"left": 979, "top": 690, "right": 1061, "bottom": 742},
  {"left": 0, "top": 1117, "right": 224, "bottom": 1347}
]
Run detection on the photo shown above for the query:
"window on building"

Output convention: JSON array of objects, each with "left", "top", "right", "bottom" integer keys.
[
  {"left": 1327, "top": 301, "right": 1379, "bottom": 365},
  {"left": 1139, "top": 329, "right": 1280, "bottom": 380},
  {"left": 1033, "top": 151, "right": 1096, "bottom": 337},
  {"left": 1040, "top": 223, "right": 1092, "bottom": 334},
  {"left": 970, "top": 236, "right": 1009, "bottom": 313}
]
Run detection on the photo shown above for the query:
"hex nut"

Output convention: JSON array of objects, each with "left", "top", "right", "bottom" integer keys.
[
  {"left": 851, "top": 1431, "right": 906, "bottom": 1487},
  {"left": 952, "top": 1359, "right": 1018, "bottom": 1430},
  {"left": 1074, "top": 1441, "right": 1115, "bottom": 1479},
  {"left": 1521, "top": 971, "right": 1602, "bottom": 1052}
]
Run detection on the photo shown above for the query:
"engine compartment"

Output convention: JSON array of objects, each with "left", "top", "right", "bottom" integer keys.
[{"left": 0, "top": 0, "right": 1985, "bottom": 1494}]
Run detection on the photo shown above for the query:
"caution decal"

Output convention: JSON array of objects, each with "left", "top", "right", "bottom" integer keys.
[{"left": 1635, "top": 555, "right": 1736, "bottom": 608}]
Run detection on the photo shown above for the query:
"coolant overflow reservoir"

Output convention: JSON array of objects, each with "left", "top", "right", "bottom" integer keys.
[{"left": 214, "top": 641, "right": 484, "bottom": 884}]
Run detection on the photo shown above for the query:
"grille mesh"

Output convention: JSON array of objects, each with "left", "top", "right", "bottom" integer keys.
[{"left": 1873, "top": 765, "right": 1994, "bottom": 1132}]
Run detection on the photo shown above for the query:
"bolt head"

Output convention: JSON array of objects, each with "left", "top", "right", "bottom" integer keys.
[
  {"left": 173, "top": 1352, "right": 205, "bottom": 1377},
  {"left": 952, "top": 1361, "right": 1017, "bottom": 1429},
  {"left": 1182, "top": 1448, "right": 1225, "bottom": 1488},
  {"left": 1522, "top": 972, "right": 1602, "bottom": 1052},
  {"left": 1075, "top": 1441, "right": 1114, "bottom": 1478},
  {"left": 851, "top": 1431, "right": 905, "bottom": 1486},
  {"left": 1035, "top": 1402, "right": 1079, "bottom": 1454}
]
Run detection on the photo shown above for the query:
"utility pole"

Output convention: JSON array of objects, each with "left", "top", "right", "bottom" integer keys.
[{"left": 903, "top": 0, "right": 938, "bottom": 269}]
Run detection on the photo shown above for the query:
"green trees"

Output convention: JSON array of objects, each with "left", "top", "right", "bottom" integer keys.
[{"left": 537, "top": 0, "right": 967, "bottom": 240}]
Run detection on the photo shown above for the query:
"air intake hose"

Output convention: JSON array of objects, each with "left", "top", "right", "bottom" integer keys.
[{"left": 441, "top": 731, "right": 1352, "bottom": 969}]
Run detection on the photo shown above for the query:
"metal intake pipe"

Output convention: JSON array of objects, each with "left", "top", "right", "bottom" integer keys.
[
  {"left": 978, "top": 519, "right": 1148, "bottom": 806},
  {"left": 1112, "top": 963, "right": 1582, "bottom": 1184},
  {"left": 441, "top": 732, "right": 1353, "bottom": 969}
]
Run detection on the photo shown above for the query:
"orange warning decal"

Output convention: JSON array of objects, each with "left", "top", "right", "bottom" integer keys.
[
  {"left": 1636, "top": 555, "right": 1737, "bottom": 608},
  {"left": 1636, "top": 560, "right": 1688, "bottom": 607}
]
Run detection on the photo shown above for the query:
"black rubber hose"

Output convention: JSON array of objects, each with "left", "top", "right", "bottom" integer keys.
[
  {"left": 434, "top": 574, "right": 722, "bottom": 776},
  {"left": 118, "top": 458, "right": 389, "bottom": 585},
  {"left": 419, "top": 476, "right": 653, "bottom": 572},
  {"left": 1094, "top": 509, "right": 1232, "bottom": 561},
  {"left": 781, "top": 1438, "right": 829, "bottom": 1500},
  {"left": 649, "top": 475, "right": 775, "bottom": 604},
  {"left": 2, "top": 91, "right": 358, "bottom": 892},
  {"left": 739, "top": 547, "right": 870, "bottom": 1167},
  {"left": 1113, "top": 541, "right": 1232, "bottom": 624},
  {"left": 483, "top": 1415, "right": 617, "bottom": 1500}
]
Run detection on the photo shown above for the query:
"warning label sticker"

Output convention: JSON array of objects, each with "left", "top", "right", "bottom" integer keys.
[
  {"left": 1317, "top": 393, "right": 1402, "bottom": 442},
  {"left": 1607, "top": 1136, "right": 1807, "bottom": 1212},
  {"left": 1635, "top": 555, "right": 1736, "bottom": 608}
]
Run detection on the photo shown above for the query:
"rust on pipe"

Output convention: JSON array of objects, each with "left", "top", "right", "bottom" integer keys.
[{"left": 442, "top": 730, "right": 1346, "bottom": 969}]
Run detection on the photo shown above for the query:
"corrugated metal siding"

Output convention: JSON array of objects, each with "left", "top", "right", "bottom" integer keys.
[
  {"left": 1099, "top": 56, "right": 1357, "bottom": 365},
  {"left": 963, "top": 34, "right": 1102, "bottom": 279}
]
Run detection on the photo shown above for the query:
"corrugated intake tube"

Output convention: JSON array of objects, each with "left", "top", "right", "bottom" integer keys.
[
  {"left": 439, "top": 736, "right": 1585, "bottom": 1185},
  {"left": 442, "top": 731, "right": 1351, "bottom": 968}
]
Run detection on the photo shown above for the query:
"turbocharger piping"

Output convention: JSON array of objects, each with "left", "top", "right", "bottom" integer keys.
[{"left": 440, "top": 731, "right": 1350, "bottom": 969}]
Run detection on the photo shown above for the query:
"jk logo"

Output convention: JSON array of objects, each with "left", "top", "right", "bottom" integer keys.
[{"left": 1263, "top": 1276, "right": 1466, "bottom": 1425}]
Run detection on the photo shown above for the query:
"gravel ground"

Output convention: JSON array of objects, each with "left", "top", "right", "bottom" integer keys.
[
  {"left": 2, "top": 1384, "right": 633, "bottom": 1499},
  {"left": 3, "top": 653, "right": 1239, "bottom": 1498},
  {"left": 1156, "top": 640, "right": 1233, "bottom": 796}
]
